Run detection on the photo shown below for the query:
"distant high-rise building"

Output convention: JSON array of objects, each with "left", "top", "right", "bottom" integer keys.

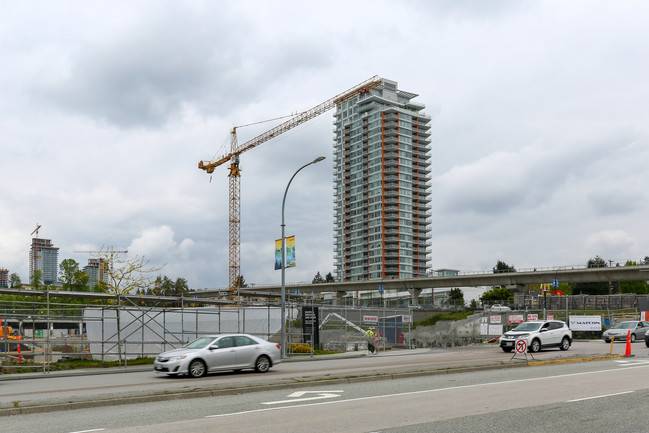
[
  {"left": 29, "top": 238, "right": 59, "bottom": 285},
  {"left": 83, "top": 258, "right": 109, "bottom": 287},
  {"left": 333, "top": 78, "right": 432, "bottom": 281},
  {"left": 0, "top": 268, "right": 8, "bottom": 288}
]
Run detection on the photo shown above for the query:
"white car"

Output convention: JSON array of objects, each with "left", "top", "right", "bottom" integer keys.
[
  {"left": 154, "top": 334, "right": 281, "bottom": 378},
  {"left": 499, "top": 320, "right": 572, "bottom": 353}
]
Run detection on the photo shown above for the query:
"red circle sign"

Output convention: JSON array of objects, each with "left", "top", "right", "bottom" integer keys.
[{"left": 516, "top": 340, "right": 527, "bottom": 353}]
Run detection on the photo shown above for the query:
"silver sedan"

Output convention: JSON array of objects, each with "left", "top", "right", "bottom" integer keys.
[
  {"left": 602, "top": 321, "right": 649, "bottom": 343},
  {"left": 154, "top": 333, "right": 282, "bottom": 378}
]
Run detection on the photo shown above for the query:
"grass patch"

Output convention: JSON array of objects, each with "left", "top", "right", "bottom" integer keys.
[{"left": 413, "top": 311, "right": 473, "bottom": 329}]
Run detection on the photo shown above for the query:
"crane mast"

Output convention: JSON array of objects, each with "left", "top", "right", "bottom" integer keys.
[{"left": 198, "top": 76, "right": 382, "bottom": 291}]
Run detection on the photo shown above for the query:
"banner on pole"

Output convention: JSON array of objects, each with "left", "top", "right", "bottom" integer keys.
[{"left": 275, "top": 236, "right": 296, "bottom": 270}]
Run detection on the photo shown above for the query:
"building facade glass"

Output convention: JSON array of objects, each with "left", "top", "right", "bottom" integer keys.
[
  {"left": 29, "top": 238, "right": 59, "bottom": 285},
  {"left": 333, "top": 78, "right": 432, "bottom": 282}
]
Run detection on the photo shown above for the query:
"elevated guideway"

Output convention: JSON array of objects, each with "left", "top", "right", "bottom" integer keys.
[{"left": 195, "top": 264, "right": 649, "bottom": 303}]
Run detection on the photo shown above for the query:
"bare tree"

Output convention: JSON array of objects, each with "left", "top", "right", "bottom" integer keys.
[{"left": 93, "top": 248, "right": 163, "bottom": 296}]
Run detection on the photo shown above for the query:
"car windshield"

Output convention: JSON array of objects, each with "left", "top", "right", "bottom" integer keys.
[
  {"left": 184, "top": 337, "right": 217, "bottom": 349},
  {"left": 613, "top": 322, "right": 636, "bottom": 329},
  {"left": 512, "top": 322, "right": 542, "bottom": 332}
]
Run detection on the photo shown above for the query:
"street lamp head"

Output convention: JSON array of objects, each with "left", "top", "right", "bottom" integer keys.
[{"left": 312, "top": 156, "right": 326, "bottom": 164}]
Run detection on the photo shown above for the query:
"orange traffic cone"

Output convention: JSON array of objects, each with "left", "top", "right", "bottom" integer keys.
[{"left": 625, "top": 330, "right": 633, "bottom": 357}]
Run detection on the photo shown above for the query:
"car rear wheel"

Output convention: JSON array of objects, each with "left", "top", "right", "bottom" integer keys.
[
  {"left": 559, "top": 337, "right": 570, "bottom": 351},
  {"left": 529, "top": 339, "right": 541, "bottom": 353},
  {"left": 188, "top": 359, "right": 206, "bottom": 378},
  {"left": 255, "top": 355, "right": 271, "bottom": 373}
]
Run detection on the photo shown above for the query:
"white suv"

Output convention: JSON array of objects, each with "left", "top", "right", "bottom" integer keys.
[{"left": 499, "top": 320, "right": 572, "bottom": 353}]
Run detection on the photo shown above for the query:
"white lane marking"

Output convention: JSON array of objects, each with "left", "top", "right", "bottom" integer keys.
[
  {"left": 69, "top": 429, "right": 105, "bottom": 433},
  {"left": 567, "top": 390, "right": 634, "bottom": 402},
  {"left": 262, "top": 390, "right": 344, "bottom": 405},
  {"left": 206, "top": 362, "right": 649, "bottom": 418},
  {"left": 615, "top": 359, "right": 649, "bottom": 366}
]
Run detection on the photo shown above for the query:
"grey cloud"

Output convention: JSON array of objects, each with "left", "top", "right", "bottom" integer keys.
[{"left": 36, "top": 7, "right": 335, "bottom": 129}]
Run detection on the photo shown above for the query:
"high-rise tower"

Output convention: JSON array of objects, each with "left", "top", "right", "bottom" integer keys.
[
  {"left": 29, "top": 238, "right": 59, "bottom": 285},
  {"left": 333, "top": 78, "right": 432, "bottom": 281}
]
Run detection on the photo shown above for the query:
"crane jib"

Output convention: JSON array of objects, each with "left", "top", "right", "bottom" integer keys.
[{"left": 197, "top": 75, "right": 382, "bottom": 291}]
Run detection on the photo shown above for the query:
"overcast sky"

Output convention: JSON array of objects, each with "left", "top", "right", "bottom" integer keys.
[{"left": 2, "top": 1, "right": 648, "bottom": 289}]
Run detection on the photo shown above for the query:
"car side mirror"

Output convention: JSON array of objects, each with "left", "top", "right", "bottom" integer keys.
[{"left": 540, "top": 328, "right": 547, "bottom": 332}]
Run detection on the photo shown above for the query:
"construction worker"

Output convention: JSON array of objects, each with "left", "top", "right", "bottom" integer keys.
[{"left": 365, "top": 327, "right": 376, "bottom": 354}]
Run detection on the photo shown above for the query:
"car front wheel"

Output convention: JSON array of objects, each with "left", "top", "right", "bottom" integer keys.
[
  {"left": 255, "top": 355, "right": 271, "bottom": 373},
  {"left": 188, "top": 359, "right": 206, "bottom": 378},
  {"left": 502, "top": 347, "right": 513, "bottom": 353},
  {"left": 529, "top": 339, "right": 541, "bottom": 353},
  {"left": 631, "top": 334, "right": 637, "bottom": 343},
  {"left": 560, "top": 337, "right": 570, "bottom": 351}
]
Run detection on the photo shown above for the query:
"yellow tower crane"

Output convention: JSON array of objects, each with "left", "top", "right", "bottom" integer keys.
[{"left": 198, "top": 76, "right": 383, "bottom": 291}]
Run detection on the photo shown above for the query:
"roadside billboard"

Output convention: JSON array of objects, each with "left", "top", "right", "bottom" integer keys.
[{"left": 569, "top": 315, "right": 602, "bottom": 331}]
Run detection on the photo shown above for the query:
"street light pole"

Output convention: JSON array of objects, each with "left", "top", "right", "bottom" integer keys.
[{"left": 281, "top": 156, "right": 326, "bottom": 358}]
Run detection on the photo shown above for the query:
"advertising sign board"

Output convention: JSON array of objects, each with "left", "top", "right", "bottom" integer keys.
[{"left": 569, "top": 315, "right": 602, "bottom": 331}]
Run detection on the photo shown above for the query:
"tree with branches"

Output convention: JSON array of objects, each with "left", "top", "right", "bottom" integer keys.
[{"left": 92, "top": 249, "right": 163, "bottom": 296}]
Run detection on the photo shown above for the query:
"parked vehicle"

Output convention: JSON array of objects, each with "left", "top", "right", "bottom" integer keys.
[
  {"left": 489, "top": 304, "right": 511, "bottom": 312},
  {"left": 154, "top": 333, "right": 281, "bottom": 378},
  {"left": 499, "top": 320, "right": 572, "bottom": 353},
  {"left": 602, "top": 321, "right": 649, "bottom": 343}
]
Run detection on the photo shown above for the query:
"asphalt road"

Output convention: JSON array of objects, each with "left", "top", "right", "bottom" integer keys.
[
  {"left": 2, "top": 348, "right": 649, "bottom": 432},
  {"left": 0, "top": 339, "right": 643, "bottom": 415}
]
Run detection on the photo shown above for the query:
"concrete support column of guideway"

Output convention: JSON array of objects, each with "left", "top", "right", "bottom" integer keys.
[
  {"left": 408, "top": 288, "right": 422, "bottom": 305},
  {"left": 508, "top": 284, "right": 527, "bottom": 306},
  {"left": 331, "top": 291, "right": 346, "bottom": 305}
]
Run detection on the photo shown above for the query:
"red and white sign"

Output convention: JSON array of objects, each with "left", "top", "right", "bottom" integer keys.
[
  {"left": 508, "top": 314, "right": 524, "bottom": 323},
  {"left": 547, "top": 314, "right": 554, "bottom": 320},
  {"left": 490, "top": 315, "right": 502, "bottom": 324},
  {"left": 527, "top": 313, "right": 539, "bottom": 321},
  {"left": 516, "top": 340, "right": 527, "bottom": 353},
  {"left": 363, "top": 315, "right": 378, "bottom": 324}
]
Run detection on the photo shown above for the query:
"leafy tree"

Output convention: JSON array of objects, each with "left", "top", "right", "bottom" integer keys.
[
  {"left": 30, "top": 270, "right": 43, "bottom": 290},
  {"left": 573, "top": 256, "right": 610, "bottom": 295},
  {"left": 59, "top": 259, "right": 90, "bottom": 291},
  {"left": 153, "top": 275, "right": 174, "bottom": 296},
  {"left": 493, "top": 260, "right": 516, "bottom": 273},
  {"left": 172, "top": 277, "right": 189, "bottom": 297},
  {"left": 235, "top": 275, "right": 248, "bottom": 289},
  {"left": 59, "top": 259, "right": 79, "bottom": 290},
  {"left": 8, "top": 273, "right": 21, "bottom": 288},
  {"left": 449, "top": 288, "right": 465, "bottom": 306},
  {"left": 587, "top": 255, "right": 607, "bottom": 268},
  {"left": 312, "top": 272, "right": 325, "bottom": 284},
  {"left": 325, "top": 272, "right": 335, "bottom": 283},
  {"left": 619, "top": 260, "right": 649, "bottom": 294},
  {"left": 480, "top": 287, "right": 514, "bottom": 304}
]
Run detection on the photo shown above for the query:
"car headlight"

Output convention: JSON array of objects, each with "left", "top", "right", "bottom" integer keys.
[
  {"left": 169, "top": 355, "right": 187, "bottom": 362},
  {"left": 515, "top": 333, "right": 530, "bottom": 339}
]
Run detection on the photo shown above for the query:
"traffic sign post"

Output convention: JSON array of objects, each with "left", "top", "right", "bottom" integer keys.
[{"left": 510, "top": 338, "right": 535, "bottom": 361}]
